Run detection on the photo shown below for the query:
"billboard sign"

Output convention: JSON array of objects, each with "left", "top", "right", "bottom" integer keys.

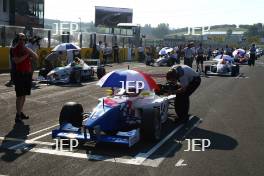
[{"left": 95, "top": 6, "right": 133, "bottom": 27}]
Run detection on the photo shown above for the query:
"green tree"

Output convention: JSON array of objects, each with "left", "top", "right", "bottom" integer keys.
[
  {"left": 245, "top": 23, "right": 264, "bottom": 37},
  {"left": 142, "top": 24, "right": 152, "bottom": 34},
  {"left": 152, "top": 23, "right": 170, "bottom": 39}
]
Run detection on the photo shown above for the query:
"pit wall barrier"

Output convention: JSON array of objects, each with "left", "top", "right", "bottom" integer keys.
[
  {"left": 0, "top": 48, "right": 9, "bottom": 71},
  {"left": 0, "top": 47, "right": 138, "bottom": 71}
]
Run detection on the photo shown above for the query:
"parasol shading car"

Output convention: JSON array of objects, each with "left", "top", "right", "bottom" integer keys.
[{"left": 52, "top": 69, "right": 178, "bottom": 147}]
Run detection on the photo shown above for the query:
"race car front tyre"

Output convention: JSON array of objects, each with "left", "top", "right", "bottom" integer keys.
[
  {"left": 59, "top": 102, "right": 84, "bottom": 128},
  {"left": 97, "top": 67, "right": 106, "bottom": 79},
  {"left": 140, "top": 108, "right": 161, "bottom": 142}
]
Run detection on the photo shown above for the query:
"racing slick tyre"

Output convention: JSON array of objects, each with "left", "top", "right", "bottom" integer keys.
[
  {"left": 97, "top": 66, "right": 106, "bottom": 79},
  {"left": 167, "top": 59, "right": 174, "bottom": 67},
  {"left": 59, "top": 102, "right": 84, "bottom": 128},
  {"left": 140, "top": 108, "right": 162, "bottom": 142},
  {"left": 38, "top": 68, "right": 50, "bottom": 78},
  {"left": 231, "top": 65, "right": 239, "bottom": 76},
  {"left": 205, "top": 65, "right": 210, "bottom": 75}
]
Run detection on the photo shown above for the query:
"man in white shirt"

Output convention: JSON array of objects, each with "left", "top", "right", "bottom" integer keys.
[
  {"left": 166, "top": 65, "right": 201, "bottom": 123},
  {"left": 184, "top": 43, "right": 195, "bottom": 68},
  {"left": 103, "top": 43, "right": 112, "bottom": 64}
]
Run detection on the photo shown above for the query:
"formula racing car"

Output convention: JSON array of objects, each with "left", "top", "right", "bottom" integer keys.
[
  {"left": 205, "top": 55, "right": 240, "bottom": 76},
  {"left": 52, "top": 70, "right": 178, "bottom": 147},
  {"left": 38, "top": 58, "right": 106, "bottom": 84}
]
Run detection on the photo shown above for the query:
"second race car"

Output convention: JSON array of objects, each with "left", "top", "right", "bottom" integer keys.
[
  {"left": 38, "top": 58, "right": 106, "bottom": 84},
  {"left": 205, "top": 55, "right": 240, "bottom": 76}
]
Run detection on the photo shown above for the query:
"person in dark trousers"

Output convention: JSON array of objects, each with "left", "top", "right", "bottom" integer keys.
[
  {"left": 113, "top": 43, "right": 119, "bottom": 63},
  {"left": 12, "top": 33, "right": 38, "bottom": 123},
  {"left": 225, "top": 45, "right": 232, "bottom": 57},
  {"left": 207, "top": 46, "right": 212, "bottom": 60},
  {"left": 196, "top": 43, "right": 205, "bottom": 72},
  {"left": 249, "top": 44, "right": 256, "bottom": 67},
  {"left": 91, "top": 43, "right": 100, "bottom": 59},
  {"left": 166, "top": 65, "right": 201, "bottom": 123},
  {"left": 103, "top": 43, "right": 112, "bottom": 64}
]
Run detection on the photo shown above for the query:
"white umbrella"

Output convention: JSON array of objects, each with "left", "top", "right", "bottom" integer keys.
[
  {"left": 97, "top": 69, "right": 159, "bottom": 91},
  {"left": 159, "top": 47, "right": 173, "bottom": 55},
  {"left": 52, "top": 43, "right": 80, "bottom": 52},
  {"left": 233, "top": 49, "right": 246, "bottom": 57}
]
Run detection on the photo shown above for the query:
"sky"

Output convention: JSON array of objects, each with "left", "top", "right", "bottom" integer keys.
[{"left": 45, "top": 0, "right": 264, "bottom": 28}]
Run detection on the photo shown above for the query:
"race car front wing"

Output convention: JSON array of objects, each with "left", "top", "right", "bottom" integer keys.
[{"left": 52, "top": 123, "right": 140, "bottom": 147}]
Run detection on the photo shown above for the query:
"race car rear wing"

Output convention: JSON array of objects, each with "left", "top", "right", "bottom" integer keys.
[{"left": 83, "top": 59, "right": 101, "bottom": 68}]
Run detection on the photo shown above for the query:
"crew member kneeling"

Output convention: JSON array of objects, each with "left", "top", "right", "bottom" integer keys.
[{"left": 166, "top": 65, "right": 201, "bottom": 123}]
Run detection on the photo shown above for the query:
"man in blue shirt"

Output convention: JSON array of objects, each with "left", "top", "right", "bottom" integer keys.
[{"left": 249, "top": 44, "right": 256, "bottom": 67}]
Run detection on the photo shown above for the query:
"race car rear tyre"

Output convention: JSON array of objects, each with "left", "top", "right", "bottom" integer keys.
[
  {"left": 140, "top": 108, "right": 161, "bottom": 142},
  {"left": 167, "top": 59, "right": 174, "bottom": 67},
  {"left": 205, "top": 65, "right": 210, "bottom": 75},
  {"left": 97, "top": 67, "right": 106, "bottom": 79},
  {"left": 59, "top": 102, "right": 84, "bottom": 128},
  {"left": 231, "top": 65, "right": 239, "bottom": 76}
]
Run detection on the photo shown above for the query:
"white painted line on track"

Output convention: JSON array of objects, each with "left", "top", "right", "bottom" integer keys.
[
  {"left": 29, "top": 132, "right": 52, "bottom": 141},
  {"left": 5, "top": 131, "right": 52, "bottom": 150},
  {"left": 27, "top": 124, "right": 58, "bottom": 137},
  {"left": 142, "top": 141, "right": 180, "bottom": 167},
  {"left": 0, "top": 137, "right": 55, "bottom": 147},
  {"left": 132, "top": 123, "right": 185, "bottom": 165},
  {"left": 28, "top": 148, "right": 145, "bottom": 165},
  {"left": 181, "top": 117, "right": 202, "bottom": 140},
  {"left": 142, "top": 116, "right": 202, "bottom": 167},
  {"left": 175, "top": 159, "right": 187, "bottom": 167}
]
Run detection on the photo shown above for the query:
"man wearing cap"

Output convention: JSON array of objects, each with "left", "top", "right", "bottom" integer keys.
[
  {"left": 12, "top": 33, "right": 38, "bottom": 123},
  {"left": 166, "top": 65, "right": 201, "bottom": 123}
]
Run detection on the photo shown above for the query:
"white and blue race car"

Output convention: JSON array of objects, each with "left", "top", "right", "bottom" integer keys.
[
  {"left": 52, "top": 86, "right": 177, "bottom": 147},
  {"left": 205, "top": 55, "right": 240, "bottom": 76},
  {"left": 38, "top": 59, "right": 106, "bottom": 84}
]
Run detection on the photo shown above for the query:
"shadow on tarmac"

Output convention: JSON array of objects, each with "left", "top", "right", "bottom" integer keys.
[
  {"left": 186, "top": 127, "right": 238, "bottom": 150},
  {"left": 0, "top": 123, "right": 35, "bottom": 162},
  {"left": 145, "top": 116, "right": 238, "bottom": 161}
]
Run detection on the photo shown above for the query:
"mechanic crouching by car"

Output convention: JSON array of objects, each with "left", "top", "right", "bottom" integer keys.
[
  {"left": 70, "top": 57, "right": 84, "bottom": 84},
  {"left": 166, "top": 65, "right": 201, "bottom": 123}
]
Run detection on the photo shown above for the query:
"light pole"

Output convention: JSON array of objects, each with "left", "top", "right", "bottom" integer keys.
[
  {"left": 78, "top": 17, "right": 82, "bottom": 48},
  {"left": 78, "top": 17, "right": 82, "bottom": 33}
]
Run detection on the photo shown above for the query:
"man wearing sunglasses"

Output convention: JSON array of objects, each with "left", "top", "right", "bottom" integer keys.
[
  {"left": 12, "top": 33, "right": 39, "bottom": 123},
  {"left": 166, "top": 65, "right": 201, "bottom": 123}
]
